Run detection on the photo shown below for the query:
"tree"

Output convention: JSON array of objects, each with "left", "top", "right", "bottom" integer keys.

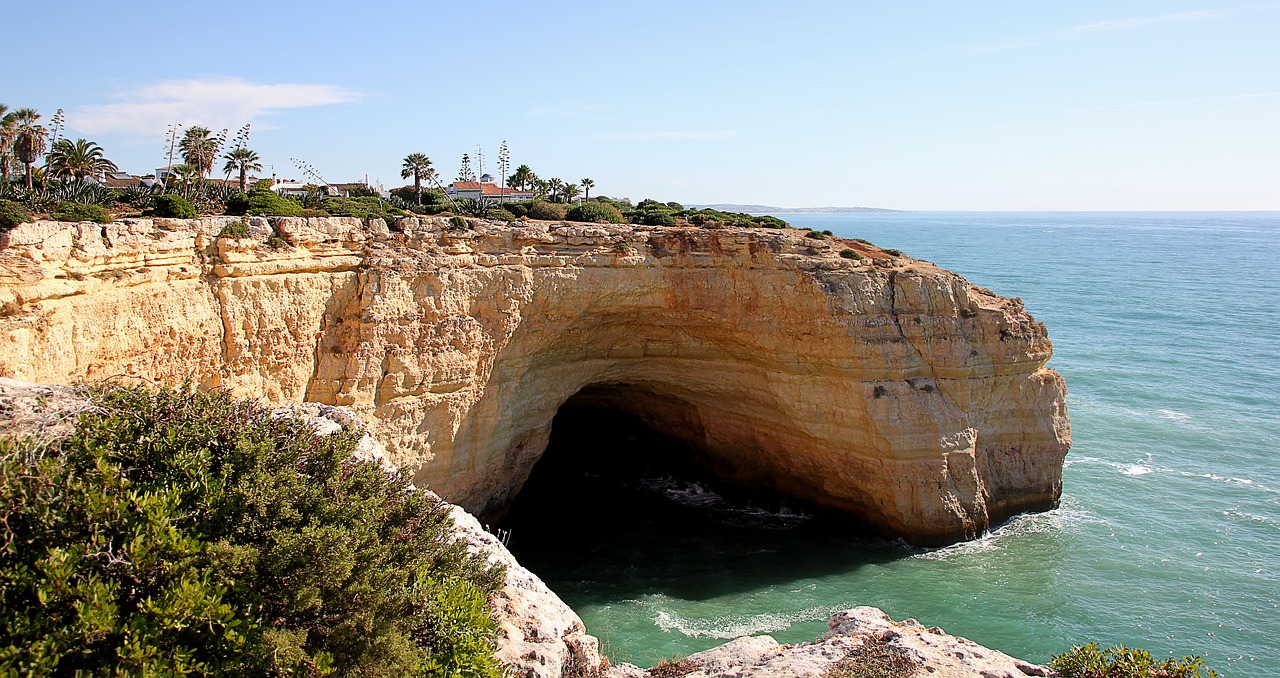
[
  {"left": 167, "top": 163, "right": 201, "bottom": 198},
  {"left": 400, "top": 153, "right": 435, "bottom": 206},
  {"left": 497, "top": 141, "right": 510, "bottom": 191},
  {"left": 0, "top": 104, "right": 13, "bottom": 183},
  {"left": 458, "top": 154, "right": 474, "bottom": 182},
  {"left": 46, "top": 138, "right": 118, "bottom": 181},
  {"left": 222, "top": 146, "right": 263, "bottom": 192},
  {"left": 508, "top": 164, "right": 534, "bottom": 191},
  {"left": 547, "top": 178, "right": 564, "bottom": 203},
  {"left": 580, "top": 177, "right": 595, "bottom": 200},
  {"left": 179, "top": 126, "right": 219, "bottom": 186},
  {"left": 8, "top": 108, "right": 45, "bottom": 190},
  {"left": 563, "top": 182, "right": 581, "bottom": 203}
]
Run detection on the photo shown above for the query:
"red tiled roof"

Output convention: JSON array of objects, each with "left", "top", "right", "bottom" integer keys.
[{"left": 450, "top": 181, "right": 533, "bottom": 196}]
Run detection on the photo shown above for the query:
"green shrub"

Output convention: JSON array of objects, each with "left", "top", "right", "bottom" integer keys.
[
  {"left": 503, "top": 202, "right": 529, "bottom": 218},
  {"left": 218, "top": 220, "right": 250, "bottom": 238},
  {"left": 839, "top": 248, "right": 862, "bottom": 260},
  {"left": 0, "top": 199, "right": 34, "bottom": 231},
  {"left": 153, "top": 194, "right": 198, "bottom": 218},
  {"left": 320, "top": 196, "right": 404, "bottom": 222},
  {"left": 225, "top": 189, "right": 302, "bottom": 217},
  {"left": 527, "top": 201, "right": 567, "bottom": 221},
  {"left": 567, "top": 202, "right": 626, "bottom": 224},
  {"left": 50, "top": 201, "right": 112, "bottom": 224},
  {"left": 300, "top": 208, "right": 331, "bottom": 218},
  {"left": 640, "top": 211, "right": 677, "bottom": 226},
  {"left": 0, "top": 386, "right": 505, "bottom": 676},
  {"left": 754, "top": 215, "right": 788, "bottom": 229},
  {"left": 449, "top": 215, "right": 469, "bottom": 230},
  {"left": 487, "top": 207, "right": 517, "bottom": 221},
  {"left": 882, "top": 248, "right": 902, "bottom": 257},
  {"left": 805, "top": 230, "right": 826, "bottom": 240},
  {"left": 1049, "top": 644, "right": 1219, "bottom": 678},
  {"left": 822, "top": 229, "right": 833, "bottom": 236},
  {"left": 267, "top": 236, "right": 289, "bottom": 249},
  {"left": 649, "top": 656, "right": 697, "bottom": 678}
]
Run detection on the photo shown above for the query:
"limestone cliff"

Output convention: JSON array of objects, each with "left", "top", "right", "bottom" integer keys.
[{"left": 0, "top": 215, "right": 1069, "bottom": 545}]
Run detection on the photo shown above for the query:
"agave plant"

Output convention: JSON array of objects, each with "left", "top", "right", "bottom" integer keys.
[
  {"left": 49, "top": 178, "right": 116, "bottom": 205},
  {"left": 455, "top": 197, "right": 496, "bottom": 217},
  {"left": 117, "top": 182, "right": 158, "bottom": 210}
]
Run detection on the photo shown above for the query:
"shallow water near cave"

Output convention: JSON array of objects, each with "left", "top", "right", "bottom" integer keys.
[{"left": 499, "top": 212, "right": 1280, "bottom": 675}]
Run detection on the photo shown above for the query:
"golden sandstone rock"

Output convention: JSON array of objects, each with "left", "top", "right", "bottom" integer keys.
[{"left": 0, "top": 216, "right": 1069, "bottom": 546}]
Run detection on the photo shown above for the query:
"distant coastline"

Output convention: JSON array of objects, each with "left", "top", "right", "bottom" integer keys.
[{"left": 688, "top": 204, "right": 904, "bottom": 215}]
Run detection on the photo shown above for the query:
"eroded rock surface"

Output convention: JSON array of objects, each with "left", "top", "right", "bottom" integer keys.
[
  {"left": 0, "top": 216, "right": 1069, "bottom": 544},
  {"left": 606, "top": 607, "right": 1055, "bottom": 678}
]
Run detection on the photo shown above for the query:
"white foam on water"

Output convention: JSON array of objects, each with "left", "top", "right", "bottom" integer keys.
[
  {"left": 650, "top": 602, "right": 838, "bottom": 639},
  {"left": 1156, "top": 409, "right": 1192, "bottom": 422},
  {"left": 910, "top": 502, "right": 1107, "bottom": 561},
  {"left": 1121, "top": 464, "right": 1155, "bottom": 476}
]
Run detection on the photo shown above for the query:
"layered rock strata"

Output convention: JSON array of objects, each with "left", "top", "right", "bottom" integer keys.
[{"left": 0, "top": 216, "right": 1070, "bottom": 544}]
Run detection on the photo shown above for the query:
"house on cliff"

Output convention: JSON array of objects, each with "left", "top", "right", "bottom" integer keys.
[{"left": 445, "top": 174, "right": 534, "bottom": 202}]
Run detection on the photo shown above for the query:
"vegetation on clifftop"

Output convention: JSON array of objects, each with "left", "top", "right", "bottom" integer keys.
[{"left": 0, "top": 386, "right": 505, "bottom": 676}]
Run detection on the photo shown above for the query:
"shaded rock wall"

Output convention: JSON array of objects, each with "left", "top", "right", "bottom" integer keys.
[{"left": 0, "top": 216, "right": 1070, "bottom": 545}]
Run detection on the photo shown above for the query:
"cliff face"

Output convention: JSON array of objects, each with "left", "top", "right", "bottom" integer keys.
[{"left": 0, "top": 216, "right": 1069, "bottom": 545}]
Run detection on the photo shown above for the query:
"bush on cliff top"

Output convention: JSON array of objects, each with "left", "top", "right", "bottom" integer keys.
[
  {"left": 1049, "top": 644, "right": 1219, "bottom": 678},
  {"left": 51, "top": 200, "right": 112, "bottom": 224},
  {"left": 526, "top": 201, "right": 567, "bottom": 221},
  {"left": 152, "top": 193, "right": 198, "bottom": 218},
  {"left": 0, "top": 385, "right": 505, "bottom": 677},
  {"left": 225, "top": 189, "right": 303, "bottom": 217},
  {"left": 0, "top": 199, "right": 33, "bottom": 231},
  {"left": 566, "top": 202, "right": 625, "bottom": 224}
]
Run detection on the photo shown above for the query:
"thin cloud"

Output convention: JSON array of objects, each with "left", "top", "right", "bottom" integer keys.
[
  {"left": 1060, "top": 91, "right": 1280, "bottom": 112},
  {"left": 529, "top": 103, "right": 608, "bottom": 117},
  {"left": 1073, "top": 10, "right": 1221, "bottom": 33},
  {"left": 595, "top": 130, "right": 736, "bottom": 141},
  {"left": 970, "top": 7, "right": 1243, "bottom": 53},
  {"left": 68, "top": 77, "right": 361, "bottom": 137}
]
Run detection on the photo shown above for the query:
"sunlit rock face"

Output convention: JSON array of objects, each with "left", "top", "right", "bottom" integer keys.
[{"left": 0, "top": 216, "right": 1069, "bottom": 545}]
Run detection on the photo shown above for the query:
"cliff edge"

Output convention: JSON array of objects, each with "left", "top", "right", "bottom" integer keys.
[{"left": 0, "top": 216, "right": 1070, "bottom": 545}]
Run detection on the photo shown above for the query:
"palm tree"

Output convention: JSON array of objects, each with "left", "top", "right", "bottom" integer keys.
[
  {"left": 47, "top": 138, "right": 118, "bottom": 181},
  {"left": 168, "top": 163, "right": 201, "bottom": 198},
  {"left": 533, "top": 178, "right": 549, "bottom": 200},
  {"left": 400, "top": 153, "right": 435, "bottom": 205},
  {"left": 563, "top": 182, "right": 581, "bottom": 203},
  {"left": 179, "top": 126, "right": 218, "bottom": 186},
  {"left": 508, "top": 164, "right": 534, "bottom": 191},
  {"left": 580, "top": 177, "right": 595, "bottom": 200},
  {"left": 547, "top": 178, "right": 565, "bottom": 203},
  {"left": 223, "top": 147, "right": 263, "bottom": 192},
  {"left": 0, "top": 104, "right": 14, "bottom": 184},
  {"left": 8, "top": 108, "right": 46, "bottom": 190}
]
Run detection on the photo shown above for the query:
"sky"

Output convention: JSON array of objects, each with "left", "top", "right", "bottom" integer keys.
[{"left": 4, "top": 1, "right": 1278, "bottom": 210}]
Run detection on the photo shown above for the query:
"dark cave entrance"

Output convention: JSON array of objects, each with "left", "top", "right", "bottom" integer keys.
[{"left": 495, "top": 385, "right": 881, "bottom": 604}]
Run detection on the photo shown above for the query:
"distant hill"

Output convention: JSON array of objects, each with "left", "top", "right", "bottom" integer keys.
[{"left": 686, "top": 204, "right": 904, "bottom": 214}]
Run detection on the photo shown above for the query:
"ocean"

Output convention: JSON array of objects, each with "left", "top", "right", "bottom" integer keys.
[{"left": 499, "top": 212, "right": 1280, "bottom": 676}]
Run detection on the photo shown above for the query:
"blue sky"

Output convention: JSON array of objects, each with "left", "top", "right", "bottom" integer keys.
[{"left": 5, "top": 1, "right": 1278, "bottom": 210}]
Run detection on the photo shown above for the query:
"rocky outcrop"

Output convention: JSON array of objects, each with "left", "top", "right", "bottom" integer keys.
[
  {"left": 0, "top": 216, "right": 1069, "bottom": 545},
  {"left": 606, "top": 607, "right": 1054, "bottom": 678}
]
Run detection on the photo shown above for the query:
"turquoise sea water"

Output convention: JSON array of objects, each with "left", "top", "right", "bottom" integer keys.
[{"left": 502, "top": 212, "right": 1280, "bottom": 675}]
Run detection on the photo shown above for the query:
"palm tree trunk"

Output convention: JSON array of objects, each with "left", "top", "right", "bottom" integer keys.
[
  {"left": 240, "top": 167, "right": 248, "bottom": 192},
  {"left": 415, "top": 175, "right": 422, "bottom": 206},
  {"left": 24, "top": 162, "right": 32, "bottom": 190}
]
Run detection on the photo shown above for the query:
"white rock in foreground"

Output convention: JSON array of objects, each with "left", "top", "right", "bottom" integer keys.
[{"left": 607, "top": 607, "right": 1054, "bottom": 678}]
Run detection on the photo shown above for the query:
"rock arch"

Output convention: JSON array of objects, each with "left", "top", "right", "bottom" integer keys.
[{"left": 0, "top": 217, "right": 1070, "bottom": 545}]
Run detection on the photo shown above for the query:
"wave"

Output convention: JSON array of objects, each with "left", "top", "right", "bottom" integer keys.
[
  {"left": 637, "top": 476, "right": 814, "bottom": 527},
  {"left": 650, "top": 601, "right": 838, "bottom": 639},
  {"left": 1067, "top": 455, "right": 1278, "bottom": 494},
  {"left": 910, "top": 500, "right": 1108, "bottom": 561}
]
